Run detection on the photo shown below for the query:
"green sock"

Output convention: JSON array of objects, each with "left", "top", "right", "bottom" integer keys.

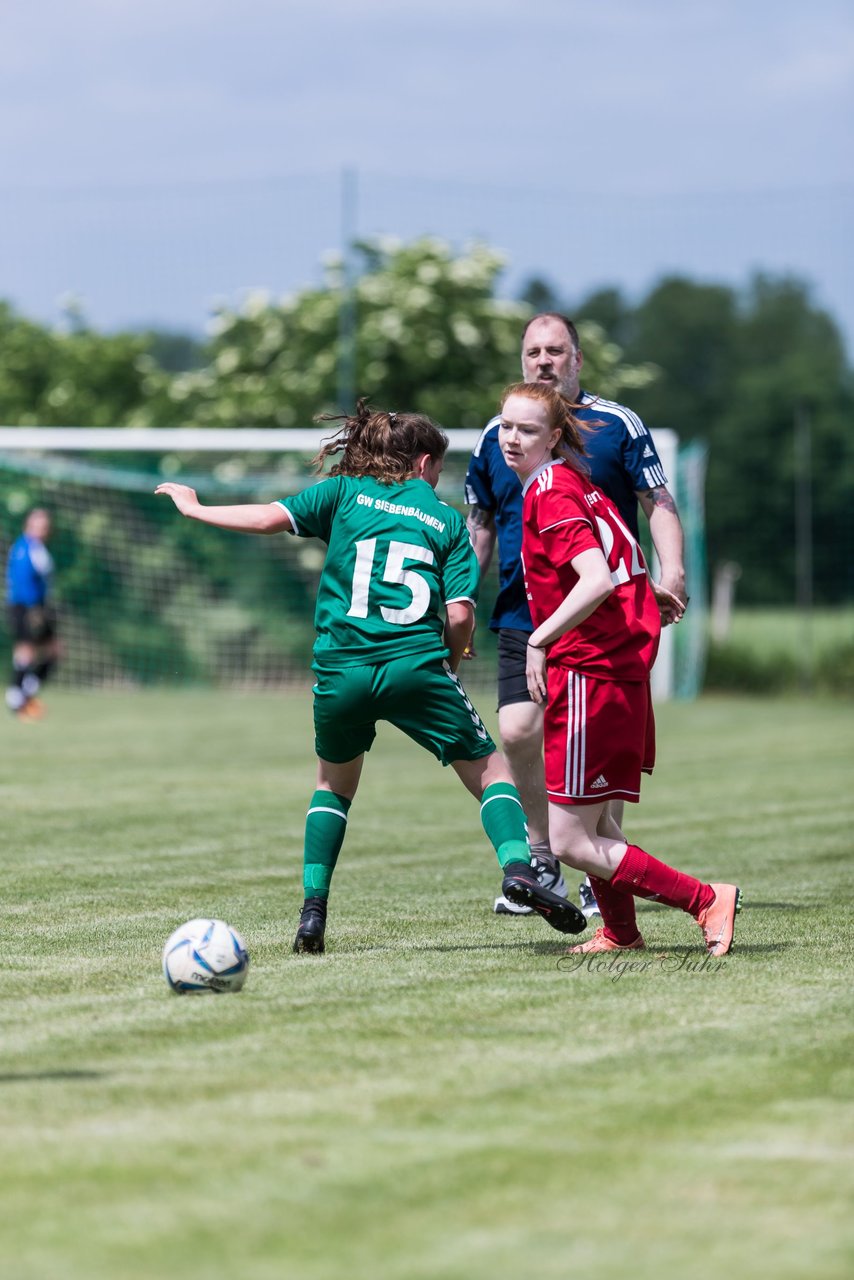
[
  {"left": 303, "top": 790, "right": 351, "bottom": 899},
  {"left": 480, "top": 782, "right": 531, "bottom": 870}
]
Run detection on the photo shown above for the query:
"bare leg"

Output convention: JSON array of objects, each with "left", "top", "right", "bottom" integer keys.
[
  {"left": 497, "top": 700, "right": 548, "bottom": 846},
  {"left": 549, "top": 800, "right": 628, "bottom": 878},
  {"left": 574, "top": 801, "right": 626, "bottom": 918},
  {"left": 597, "top": 800, "right": 626, "bottom": 842},
  {"left": 549, "top": 800, "right": 643, "bottom": 944},
  {"left": 13, "top": 641, "right": 35, "bottom": 669},
  {"left": 550, "top": 799, "right": 735, "bottom": 956},
  {"left": 607, "top": 799, "right": 625, "bottom": 832},
  {"left": 315, "top": 754, "right": 365, "bottom": 801},
  {"left": 451, "top": 750, "right": 514, "bottom": 799}
]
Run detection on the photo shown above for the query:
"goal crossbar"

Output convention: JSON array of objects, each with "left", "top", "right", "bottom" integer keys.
[
  {"left": 0, "top": 425, "right": 680, "bottom": 458},
  {"left": 0, "top": 427, "right": 486, "bottom": 452}
]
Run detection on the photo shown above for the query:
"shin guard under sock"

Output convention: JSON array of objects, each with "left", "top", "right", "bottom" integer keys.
[
  {"left": 587, "top": 873, "right": 641, "bottom": 945},
  {"left": 611, "top": 844, "right": 714, "bottom": 918},
  {"left": 480, "top": 782, "right": 531, "bottom": 869},
  {"left": 303, "top": 790, "right": 351, "bottom": 899}
]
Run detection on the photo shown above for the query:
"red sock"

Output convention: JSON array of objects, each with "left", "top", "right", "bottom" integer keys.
[
  {"left": 587, "top": 875, "right": 641, "bottom": 945},
  {"left": 611, "top": 845, "right": 714, "bottom": 918}
]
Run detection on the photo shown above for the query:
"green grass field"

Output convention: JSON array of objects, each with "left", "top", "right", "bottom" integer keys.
[{"left": 1, "top": 689, "right": 852, "bottom": 1280}]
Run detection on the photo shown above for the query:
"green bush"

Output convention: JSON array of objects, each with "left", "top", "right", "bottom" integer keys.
[
  {"left": 703, "top": 642, "right": 800, "bottom": 694},
  {"left": 815, "top": 640, "right": 854, "bottom": 697},
  {"left": 704, "top": 637, "right": 854, "bottom": 695}
]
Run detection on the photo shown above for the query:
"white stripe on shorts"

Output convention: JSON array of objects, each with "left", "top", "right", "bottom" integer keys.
[{"left": 565, "top": 671, "right": 587, "bottom": 797}]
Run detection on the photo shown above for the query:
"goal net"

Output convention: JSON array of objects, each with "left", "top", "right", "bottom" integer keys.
[
  {"left": 0, "top": 427, "right": 702, "bottom": 696},
  {"left": 0, "top": 429, "right": 486, "bottom": 691}
]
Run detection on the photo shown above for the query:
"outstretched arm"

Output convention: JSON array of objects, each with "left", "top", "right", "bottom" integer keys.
[{"left": 154, "top": 483, "right": 293, "bottom": 535}]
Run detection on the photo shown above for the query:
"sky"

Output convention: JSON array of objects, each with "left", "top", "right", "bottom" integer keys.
[{"left": 1, "top": 0, "right": 852, "bottom": 351}]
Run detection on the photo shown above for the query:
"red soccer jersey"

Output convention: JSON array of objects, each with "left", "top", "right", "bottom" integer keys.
[{"left": 521, "top": 459, "right": 661, "bottom": 681}]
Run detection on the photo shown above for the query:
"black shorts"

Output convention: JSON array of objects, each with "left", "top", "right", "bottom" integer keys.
[
  {"left": 497, "top": 628, "right": 534, "bottom": 709},
  {"left": 8, "top": 604, "right": 57, "bottom": 645}
]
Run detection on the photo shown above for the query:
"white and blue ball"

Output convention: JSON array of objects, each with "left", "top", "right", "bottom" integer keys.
[{"left": 162, "top": 918, "right": 249, "bottom": 994}]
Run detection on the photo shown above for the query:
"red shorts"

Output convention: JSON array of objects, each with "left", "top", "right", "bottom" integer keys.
[{"left": 544, "top": 668, "right": 655, "bottom": 806}]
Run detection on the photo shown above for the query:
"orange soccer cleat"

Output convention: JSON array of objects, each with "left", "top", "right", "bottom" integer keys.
[
  {"left": 697, "top": 883, "right": 742, "bottom": 957},
  {"left": 565, "top": 927, "right": 645, "bottom": 954}
]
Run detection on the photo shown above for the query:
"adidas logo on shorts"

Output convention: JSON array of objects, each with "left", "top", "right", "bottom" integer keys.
[{"left": 590, "top": 774, "right": 609, "bottom": 789}]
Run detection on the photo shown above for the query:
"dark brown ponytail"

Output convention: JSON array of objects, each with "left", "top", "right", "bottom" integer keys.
[{"left": 313, "top": 399, "right": 448, "bottom": 482}]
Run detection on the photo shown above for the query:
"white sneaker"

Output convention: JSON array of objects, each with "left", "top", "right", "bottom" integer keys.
[
  {"left": 533, "top": 854, "right": 568, "bottom": 899},
  {"left": 493, "top": 892, "right": 535, "bottom": 915},
  {"left": 578, "top": 879, "right": 602, "bottom": 920}
]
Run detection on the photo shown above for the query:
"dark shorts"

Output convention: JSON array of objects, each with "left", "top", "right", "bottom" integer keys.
[
  {"left": 8, "top": 604, "right": 56, "bottom": 645},
  {"left": 313, "top": 651, "right": 497, "bottom": 765},
  {"left": 497, "top": 628, "right": 533, "bottom": 709}
]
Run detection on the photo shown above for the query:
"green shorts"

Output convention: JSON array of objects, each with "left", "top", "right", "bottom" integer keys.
[{"left": 312, "top": 652, "right": 496, "bottom": 766}]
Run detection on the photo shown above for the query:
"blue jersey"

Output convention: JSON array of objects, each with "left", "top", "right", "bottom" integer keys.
[
  {"left": 6, "top": 535, "right": 54, "bottom": 607},
  {"left": 464, "top": 391, "right": 668, "bottom": 632}
]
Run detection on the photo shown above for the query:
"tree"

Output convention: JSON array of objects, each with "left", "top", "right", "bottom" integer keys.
[
  {"left": 574, "top": 287, "right": 633, "bottom": 349},
  {"left": 517, "top": 275, "right": 564, "bottom": 315},
  {"left": 0, "top": 301, "right": 155, "bottom": 428},
  {"left": 585, "top": 274, "right": 854, "bottom": 603},
  {"left": 142, "top": 330, "right": 206, "bottom": 374},
  {"left": 153, "top": 238, "right": 653, "bottom": 433},
  {"left": 709, "top": 276, "right": 854, "bottom": 603},
  {"left": 620, "top": 276, "right": 740, "bottom": 435}
]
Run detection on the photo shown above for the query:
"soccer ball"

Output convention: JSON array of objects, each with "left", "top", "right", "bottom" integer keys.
[{"left": 162, "top": 918, "right": 250, "bottom": 994}]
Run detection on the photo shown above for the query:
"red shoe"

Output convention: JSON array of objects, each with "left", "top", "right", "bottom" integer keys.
[
  {"left": 697, "top": 883, "right": 741, "bottom": 956},
  {"left": 565, "top": 927, "right": 645, "bottom": 954},
  {"left": 22, "top": 698, "right": 46, "bottom": 720}
]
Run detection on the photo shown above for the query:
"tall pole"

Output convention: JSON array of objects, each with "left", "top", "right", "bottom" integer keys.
[
  {"left": 794, "top": 403, "right": 813, "bottom": 692},
  {"left": 337, "top": 166, "right": 358, "bottom": 412}
]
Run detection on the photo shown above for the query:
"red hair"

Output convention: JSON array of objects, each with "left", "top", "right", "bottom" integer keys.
[{"left": 500, "top": 382, "right": 589, "bottom": 470}]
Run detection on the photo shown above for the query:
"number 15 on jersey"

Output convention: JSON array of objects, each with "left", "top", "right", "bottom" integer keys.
[{"left": 347, "top": 538, "right": 436, "bottom": 625}]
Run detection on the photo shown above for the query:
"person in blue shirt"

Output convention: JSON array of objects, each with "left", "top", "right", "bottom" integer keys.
[
  {"left": 5, "top": 508, "right": 59, "bottom": 719},
  {"left": 465, "top": 313, "right": 686, "bottom": 916}
]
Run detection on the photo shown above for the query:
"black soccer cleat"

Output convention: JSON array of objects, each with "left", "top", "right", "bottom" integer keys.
[
  {"left": 501, "top": 861, "right": 587, "bottom": 935},
  {"left": 293, "top": 896, "right": 328, "bottom": 954}
]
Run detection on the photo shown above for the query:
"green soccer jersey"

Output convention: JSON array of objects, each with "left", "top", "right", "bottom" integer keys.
[{"left": 279, "top": 474, "right": 479, "bottom": 667}]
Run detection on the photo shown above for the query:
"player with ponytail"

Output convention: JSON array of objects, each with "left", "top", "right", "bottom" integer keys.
[
  {"left": 497, "top": 381, "right": 740, "bottom": 957},
  {"left": 157, "top": 401, "right": 587, "bottom": 953}
]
